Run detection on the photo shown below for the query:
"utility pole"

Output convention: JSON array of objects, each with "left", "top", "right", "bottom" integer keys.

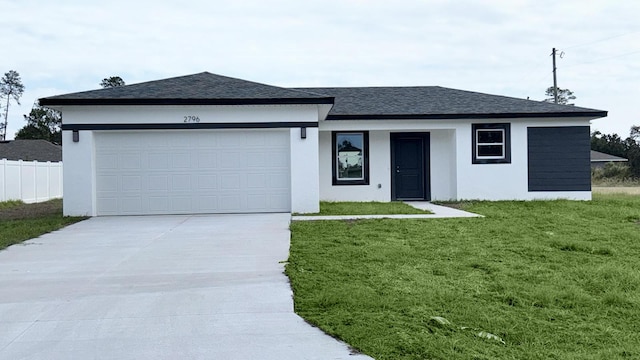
[{"left": 551, "top": 47, "right": 558, "bottom": 104}]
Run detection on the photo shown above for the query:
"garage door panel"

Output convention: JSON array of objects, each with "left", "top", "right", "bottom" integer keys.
[
  {"left": 96, "top": 153, "right": 119, "bottom": 169},
  {"left": 219, "top": 194, "right": 242, "bottom": 211},
  {"left": 170, "top": 197, "right": 192, "bottom": 211},
  {"left": 269, "top": 192, "right": 290, "bottom": 209},
  {"left": 169, "top": 153, "right": 191, "bottom": 169},
  {"left": 148, "top": 175, "right": 169, "bottom": 191},
  {"left": 197, "top": 196, "right": 218, "bottom": 211},
  {"left": 269, "top": 173, "right": 290, "bottom": 189},
  {"left": 149, "top": 197, "right": 169, "bottom": 212},
  {"left": 244, "top": 132, "right": 267, "bottom": 146},
  {"left": 97, "top": 175, "right": 119, "bottom": 191},
  {"left": 268, "top": 151, "right": 289, "bottom": 167},
  {"left": 120, "top": 153, "right": 142, "bottom": 169},
  {"left": 121, "top": 197, "right": 142, "bottom": 213},
  {"left": 95, "top": 130, "right": 290, "bottom": 215},
  {"left": 191, "top": 132, "right": 217, "bottom": 148},
  {"left": 197, "top": 152, "right": 217, "bottom": 168},
  {"left": 247, "top": 152, "right": 266, "bottom": 167},
  {"left": 121, "top": 176, "right": 142, "bottom": 191},
  {"left": 218, "top": 152, "right": 244, "bottom": 169},
  {"left": 247, "top": 173, "right": 266, "bottom": 188},
  {"left": 148, "top": 154, "right": 169, "bottom": 169},
  {"left": 218, "top": 174, "right": 240, "bottom": 190},
  {"left": 247, "top": 194, "right": 267, "bottom": 209},
  {"left": 196, "top": 174, "right": 218, "bottom": 189},
  {"left": 97, "top": 198, "right": 118, "bottom": 214},
  {"left": 170, "top": 174, "right": 191, "bottom": 190}
]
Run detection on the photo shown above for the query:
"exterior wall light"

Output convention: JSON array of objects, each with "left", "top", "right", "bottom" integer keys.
[
  {"left": 301, "top": 127, "right": 307, "bottom": 139},
  {"left": 72, "top": 130, "right": 79, "bottom": 142}
]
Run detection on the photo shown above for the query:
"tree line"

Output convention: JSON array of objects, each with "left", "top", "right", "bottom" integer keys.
[
  {"left": 5, "top": 73, "right": 638, "bottom": 179},
  {"left": 0, "top": 71, "right": 124, "bottom": 143},
  {"left": 591, "top": 128, "right": 640, "bottom": 178}
]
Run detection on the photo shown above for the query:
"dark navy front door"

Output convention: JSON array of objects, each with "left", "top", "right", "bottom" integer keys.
[{"left": 391, "top": 133, "right": 430, "bottom": 200}]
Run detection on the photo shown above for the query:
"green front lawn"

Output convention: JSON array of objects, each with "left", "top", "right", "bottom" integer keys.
[
  {"left": 0, "top": 199, "right": 86, "bottom": 251},
  {"left": 297, "top": 201, "right": 432, "bottom": 216},
  {"left": 286, "top": 194, "right": 640, "bottom": 359}
]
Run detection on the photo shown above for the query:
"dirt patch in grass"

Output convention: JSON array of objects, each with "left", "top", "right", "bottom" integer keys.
[
  {"left": 432, "top": 200, "right": 476, "bottom": 211},
  {"left": 593, "top": 186, "right": 640, "bottom": 195},
  {"left": 0, "top": 199, "right": 64, "bottom": 220},
  {"left": 298, "top": 201, "right": 432, "bottom": 216}
]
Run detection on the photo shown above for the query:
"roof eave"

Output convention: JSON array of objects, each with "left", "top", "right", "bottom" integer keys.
[
  {"left": 325, "top": 111, "right": 608, "bottom": 120},
  {"left": 39, "top": 97, "right": 335, "bottom": 107}
]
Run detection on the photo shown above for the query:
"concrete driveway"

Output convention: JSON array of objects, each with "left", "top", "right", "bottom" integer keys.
[{"left": 0, "top": 214, "right": 373, "bottom": 360}]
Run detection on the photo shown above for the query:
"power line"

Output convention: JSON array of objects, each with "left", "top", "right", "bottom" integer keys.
[
  {"left": 562, "top": 30, "right": 640, "bottom": 50},
  {"left": 562, "top": 49, "right": 640, "bottom": 68},
  {"left": 519, "top": 70, "right": 554, "bottom": 101}
]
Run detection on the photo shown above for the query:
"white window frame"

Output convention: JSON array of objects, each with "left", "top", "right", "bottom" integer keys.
[
  {"left": 476, "top": 128, "right": 506, "bottom": 160},
  {"left": 472, "top": 123, "right": 511, "bottom": 164}
]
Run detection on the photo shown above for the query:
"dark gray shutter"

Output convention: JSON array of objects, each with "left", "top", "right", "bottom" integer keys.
[{"left": 528, "top": 126, "right": 591, "bottom": 191}]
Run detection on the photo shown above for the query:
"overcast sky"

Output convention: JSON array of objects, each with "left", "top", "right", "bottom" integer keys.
[{"left": 2, "top": 0, "right": 639, "bottom": 139}]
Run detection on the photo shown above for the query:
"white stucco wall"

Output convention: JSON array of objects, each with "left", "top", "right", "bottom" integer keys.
[
  {"left": 62, "top": 130, "right": 96, "bottom": 216},
  {"left": 455, "top": 118, "right": 592, "bottom": 201},
  {"left": 318, "top": 120, "right": 459, "bottom": 202},
  {"left": 60, "top": 104, "right": 321, "bottom": 125},
  {"left": 290, "top": 127, "right": 320, "bottom": 213},
  {"left": 61, "top": 104, "right": 322, "bottom": 216},
  {"left": 319, "top": 130, "right": 391, "bottom": 202},
  {"left": 319, "top": 117, "right": 593, "bottom": 202}
]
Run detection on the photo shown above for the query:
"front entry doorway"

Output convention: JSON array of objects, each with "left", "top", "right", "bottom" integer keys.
[{"left": 391, "top": 133, "right": 430, "bottom": 200}]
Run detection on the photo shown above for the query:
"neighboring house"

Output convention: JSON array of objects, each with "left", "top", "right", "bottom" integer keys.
[
  {"left": 0, "top": 139, "right": 62, "bottom": 162},
  {"left": 590, "top": 150, "right": 628, "bottom": 169},
  {"left": 39, "top": 72, "right": 607, "bottom": 216}
]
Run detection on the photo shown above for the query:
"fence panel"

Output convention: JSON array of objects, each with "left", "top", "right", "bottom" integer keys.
[{"left": 0, "top": 159, "right": 63, "bottom": 203}]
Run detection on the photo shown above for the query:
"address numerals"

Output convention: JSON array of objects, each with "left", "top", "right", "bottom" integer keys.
[{"left": 184, "top": 116, "right": 201, "bottom": 123}]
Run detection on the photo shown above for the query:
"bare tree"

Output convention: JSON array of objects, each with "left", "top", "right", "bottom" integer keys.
[{"left": 0, "top": 70, "right": 25, "bottom": 140}]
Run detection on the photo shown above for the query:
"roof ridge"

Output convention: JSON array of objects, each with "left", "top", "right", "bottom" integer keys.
[
  {"left": 294, "top": 85, "right": 440, "bottom": 90},
  {"left": 40, "top": 72, "right": 334, "bottom": 106}
]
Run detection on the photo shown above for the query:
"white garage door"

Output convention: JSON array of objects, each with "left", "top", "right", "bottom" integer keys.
[{"left": 95, "top": 130, "right": 291, "bottom": 215}]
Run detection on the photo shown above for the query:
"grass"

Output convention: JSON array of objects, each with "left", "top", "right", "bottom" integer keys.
[
  {"left": 0, "top": 199, "right": 23, "bottom": 209},
  {"left": 286, "top": 194, "right": 640, "bottom": 359},
  {"left": 593, "top": 186, "right": 640, "bottom": 195},
  {"left": 297, "top": 201, "right": 432, "bottom": 216},
  {"left": 0, "top": 199, "right": 86, "bottom": 251},
  {"left": 591, "top": 177, "right": 640, "bottom": 187}
]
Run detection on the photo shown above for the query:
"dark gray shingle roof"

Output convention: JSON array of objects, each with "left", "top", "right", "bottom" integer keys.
[
  {"left": 39, "top": 71, "right": 606, "bottom": 119},
  {"left": 40, "top": 72, "right": 333, "bottom": 106},
  {"left": 591, "top": 150, "right": 627, "bottom": 162},
  {"left": 295, "top": 86, "right": 607, "bottom": 119},
  {"left": 0, "top": 140, "right": 62, "bottom": 162}
]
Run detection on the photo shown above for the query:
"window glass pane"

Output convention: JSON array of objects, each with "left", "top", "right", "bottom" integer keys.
[
  {"left": 336, "top": 133, "right": 364, "bottom": 180},
  {"left": 478, "top": 145, "right": 504, "bottom": 157},
  {"left": 477, "top": 130, "right": 503, "bottom": 144}
]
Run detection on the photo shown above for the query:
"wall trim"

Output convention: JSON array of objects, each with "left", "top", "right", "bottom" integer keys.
[
  {"left": 325, "top": 111, "right": 607, "bottom": 120},
  {"left": 41, "top": 97, "right": 334, "bottom": 106},
  {"left": 62, "top": 122, "right": 319, "bottom": 131}
]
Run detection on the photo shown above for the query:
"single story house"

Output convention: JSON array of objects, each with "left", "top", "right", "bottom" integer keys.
[
  {"left": 590, "top": 150, "right": 627, "bottom": 169},
  {"left": 0, "top": 139, "right": 62, "bottom": 162},
  {"left": 39, "top": 72, "right": 607, "bottom": 216}
]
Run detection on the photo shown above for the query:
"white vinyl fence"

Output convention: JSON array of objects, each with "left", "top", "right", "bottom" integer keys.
[{"left": 0, "top": 159, "right": 63, "bottom": 203}]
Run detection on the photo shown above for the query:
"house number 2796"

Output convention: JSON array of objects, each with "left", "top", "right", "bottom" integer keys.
[{"left": 184, "top": 116, "right": 200, "bottom": 123}]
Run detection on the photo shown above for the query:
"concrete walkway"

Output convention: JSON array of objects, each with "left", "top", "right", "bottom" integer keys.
[
  {"left": 0, "top": 214, "right": 372, "bottom": 360},
  {"left": 291, "top": 202, "right": 482, "bottom": 221}
]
